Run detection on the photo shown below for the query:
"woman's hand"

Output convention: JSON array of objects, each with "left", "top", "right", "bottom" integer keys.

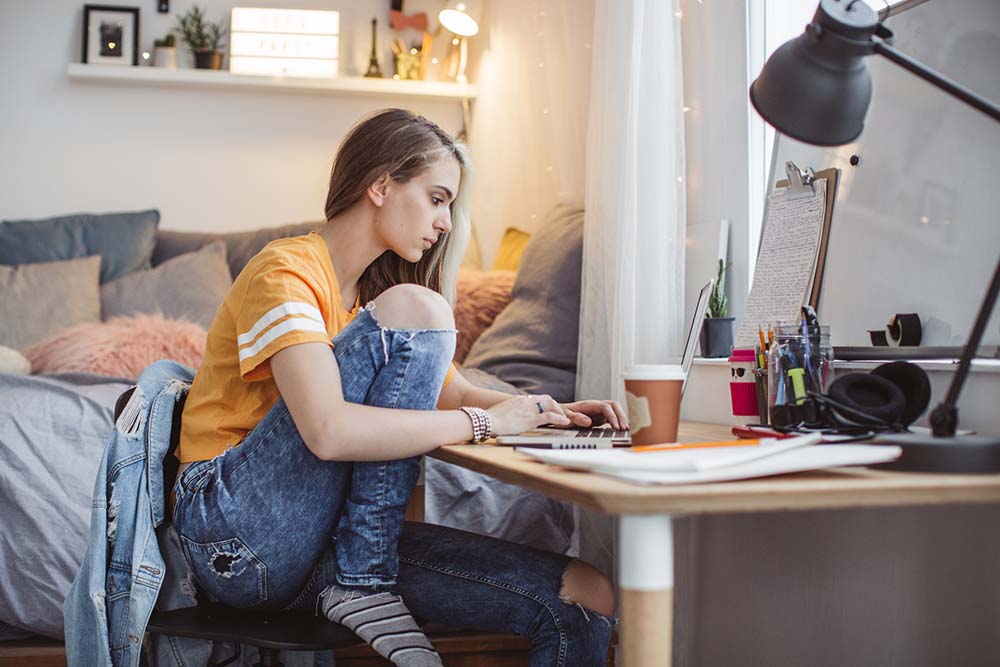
[
  {"left": 559, "top": 400, "right": 629, "bottom": 431},
  {"left": 487, "top": 394, "right": 571, "bottom": 435}
]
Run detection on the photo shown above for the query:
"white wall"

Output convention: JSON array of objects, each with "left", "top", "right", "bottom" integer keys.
[{"left": 0, "top": 1, "right": 465, "bottom": 232}]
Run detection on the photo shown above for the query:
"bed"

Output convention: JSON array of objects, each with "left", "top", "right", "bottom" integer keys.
[{"left": 0, "top": 204, "right": 586, "bottom": 654}]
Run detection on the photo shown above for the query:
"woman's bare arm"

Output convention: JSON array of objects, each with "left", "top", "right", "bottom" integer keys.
[
  {"left": 271, "top": 342, "right": 570, "bottom": 461},
  {"left": 438, "top": 368, "right": 628, "bottom": 430},
  {"left": 436, "top": 369, "right": 512, "bottom": 411}
]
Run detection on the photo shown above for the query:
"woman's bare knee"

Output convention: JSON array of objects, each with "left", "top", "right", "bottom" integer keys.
[
  {"left": 372, "top": 284, "right": 453, "bottom": 330},
  {"left": 560, "top": 559, "right": 615, "bottom": 617}
]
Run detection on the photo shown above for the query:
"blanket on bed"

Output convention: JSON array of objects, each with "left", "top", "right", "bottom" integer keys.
[{"left": 0, "top": 371, "right": 132, "bottom": 638}]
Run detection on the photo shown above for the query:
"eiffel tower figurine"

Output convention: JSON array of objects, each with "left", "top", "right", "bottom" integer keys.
[{"left": 365, "top": 18, "right": 383, "bottom": 78}]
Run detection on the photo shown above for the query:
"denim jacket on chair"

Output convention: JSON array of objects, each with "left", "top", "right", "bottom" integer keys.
[{"left": 63, "top": 360, "right": 194, "bottom": 667}]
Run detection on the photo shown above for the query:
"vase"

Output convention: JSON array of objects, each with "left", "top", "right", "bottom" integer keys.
[
  {"left": 152, "top": 46, "right": 177, "bottom": 69},
  {"left": 700, "top": 317, "right": 735, "bottom": 358},
  {"left": 194, "top": 50, "right": 223, "bottom": 70}
]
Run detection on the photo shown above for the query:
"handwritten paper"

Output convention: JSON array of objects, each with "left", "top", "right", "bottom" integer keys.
[{"left": 736, "top": 179, "right": 827, "bottom": 347}]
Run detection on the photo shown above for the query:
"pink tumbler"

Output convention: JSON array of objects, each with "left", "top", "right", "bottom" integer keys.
[{"left": 729, "top": 348, "right": 759, "bottom": 417}]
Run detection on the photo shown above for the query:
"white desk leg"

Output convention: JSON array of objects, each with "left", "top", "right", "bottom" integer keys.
[{"left": 619, "top": 514, "right": 674, "bottom": 666}]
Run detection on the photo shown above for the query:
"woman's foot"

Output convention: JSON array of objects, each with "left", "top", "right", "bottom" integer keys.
[{"left": 319, "top": 585, "right": 443, "bottom": 666}]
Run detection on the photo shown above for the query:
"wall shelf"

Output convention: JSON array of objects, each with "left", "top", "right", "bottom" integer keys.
[{"left": 65, "top": 63, "right": 478, "bottom": 101}]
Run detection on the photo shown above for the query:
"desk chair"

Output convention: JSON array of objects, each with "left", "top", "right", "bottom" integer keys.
[
  {"left": 113, "top": 387, "right": 540, "bottom": 667},
  {"left": 146, "top": 603, "right": 535, "bottom": 667}
]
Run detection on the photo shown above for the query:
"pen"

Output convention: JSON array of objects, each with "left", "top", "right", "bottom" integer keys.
[
  {"left": 758, "top": 325, "right": 767, "bottom": 356},
  {"left": 633, "top": 439, "right": 760, "bottom": 453},
  {"left": 732, "top": 425, "right": 794, "bottom": 439}
]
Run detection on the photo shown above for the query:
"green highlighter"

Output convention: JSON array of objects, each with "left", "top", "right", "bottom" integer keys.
[{"left": 787, "top": 367, "right": 807, "bottom": 405}]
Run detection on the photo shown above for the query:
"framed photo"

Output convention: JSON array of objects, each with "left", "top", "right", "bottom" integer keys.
[{"left": 82, "top": 5, "right": 140, "bottom": 66}]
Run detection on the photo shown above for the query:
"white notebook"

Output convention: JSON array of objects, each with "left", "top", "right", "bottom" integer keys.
[{"left": 519, "top": 439, "right": 901, "bottom": 486}]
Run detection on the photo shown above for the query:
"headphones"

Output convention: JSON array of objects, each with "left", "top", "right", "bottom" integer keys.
[{"left": 771, "top": 361, "right": 931, "bottom": 433}]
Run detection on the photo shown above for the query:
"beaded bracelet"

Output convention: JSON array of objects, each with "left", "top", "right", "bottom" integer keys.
[{"left": 459, "top": 406, "right": 493, "bottom": 443}]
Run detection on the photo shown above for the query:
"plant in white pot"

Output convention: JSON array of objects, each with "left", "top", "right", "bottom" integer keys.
[
  {"left": 152, "top": 33, "right": 176, "bottom": 69},
  {"left": 175, "top": 4, "right": 227, "bottom": 70},
  {"left": 700, "top": 259, "right": 735, "bottom": 357}
]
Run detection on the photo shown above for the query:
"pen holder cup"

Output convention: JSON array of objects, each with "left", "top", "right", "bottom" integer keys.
[
  {"left": 728, "top": 348, "right": 759, "bottom": 417},
  {"left": 767, "top": 324, "right": 832, "bottom": 422}
]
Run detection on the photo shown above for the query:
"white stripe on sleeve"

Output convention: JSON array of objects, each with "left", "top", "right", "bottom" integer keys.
[
  {"left": 237, "top": 301, "right": 325, "bottom": 347},
  {"left": 238, "top": 316, "right": 329, "bottom": 363}
]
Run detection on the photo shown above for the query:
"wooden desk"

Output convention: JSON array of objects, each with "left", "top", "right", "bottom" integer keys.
[{"left": 429, "top": 422, "right": 1000, "bottom": 666}]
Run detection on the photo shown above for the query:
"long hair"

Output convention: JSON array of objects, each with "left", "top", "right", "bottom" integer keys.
[{"left": 324, "top": 108, "right": 473, "bottom": 306}]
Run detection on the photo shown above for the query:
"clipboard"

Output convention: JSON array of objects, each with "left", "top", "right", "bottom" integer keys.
[
  {"left": 735, "top": 161, "right": 840, "bottom": 347},
  {"left": 773, "top": 162, "right": 840, "bottom": 310}
]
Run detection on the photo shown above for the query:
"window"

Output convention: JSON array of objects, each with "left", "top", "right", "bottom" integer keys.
[{"left": 745, "top": 0, "right": 916, "bottom": 287}]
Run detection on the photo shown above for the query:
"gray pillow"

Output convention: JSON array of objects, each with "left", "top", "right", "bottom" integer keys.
[
  {"left": 0, "top": 210, "right": 160, "bottom": 283},
  {"left": 152, "top": 221, "right": 320, "bottom": 280},
  {"left": 0, "top": 255, "right": 101, "bottom": 350},
  {"left": 101, "top": 240, "right": 232, "bottom": 327},
  {"left": 463, "top": 204, "right": 584, "bottom": 403}
]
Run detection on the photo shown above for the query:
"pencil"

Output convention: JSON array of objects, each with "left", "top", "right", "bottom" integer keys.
[{"left": 633, "top": 439, "right": 760, "bottom": 452}]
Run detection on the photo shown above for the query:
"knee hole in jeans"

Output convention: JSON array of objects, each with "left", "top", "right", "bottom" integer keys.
[
  {"left": 371, "top": 284, "right": 454, "bottom": 330},
  {"left": 559, "top": 559, "right": 615, "bottom": 618}
]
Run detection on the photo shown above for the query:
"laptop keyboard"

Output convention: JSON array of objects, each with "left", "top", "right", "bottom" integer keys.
[{"left": 573, "top": 429, "right": 629, "bottom": 438}]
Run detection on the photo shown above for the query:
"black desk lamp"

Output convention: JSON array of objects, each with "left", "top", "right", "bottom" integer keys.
[{"left": 749, "top": 0, "right": 1000, "bottom": 472}]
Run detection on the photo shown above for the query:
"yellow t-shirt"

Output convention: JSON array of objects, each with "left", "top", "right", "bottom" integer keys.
[{"left": 177, "top": 232, "right": 455, "bottom": 463}]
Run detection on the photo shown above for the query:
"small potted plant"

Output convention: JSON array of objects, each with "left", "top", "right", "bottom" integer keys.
[
  {"left": 175, "top": 4, "right": 228, "bottom": 70},
  {"left": 152, "top": 33, "right": 176, "bottom": 69},
  {"left": 700, "top": 259, "right": 735, "bottom": 357}
]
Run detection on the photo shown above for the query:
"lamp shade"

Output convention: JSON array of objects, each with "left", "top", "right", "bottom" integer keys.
[
  {"left": 750, "top": 0, "right": 881, "bottom": 146},
  {"left": 439, "top": 1, "right": 479, "bottom": 37}
]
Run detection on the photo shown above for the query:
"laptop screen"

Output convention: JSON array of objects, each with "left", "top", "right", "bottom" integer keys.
[{"left": 681, "top": 279, "right": 715, "bottom": 394}]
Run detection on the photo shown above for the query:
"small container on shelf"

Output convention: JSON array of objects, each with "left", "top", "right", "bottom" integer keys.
[{"left": 729, "top": 348, "right": 759, "bottom": 417}]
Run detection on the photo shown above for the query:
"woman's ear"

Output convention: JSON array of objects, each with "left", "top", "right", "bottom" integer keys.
[{"left": 367, "top": 173, "right": 391, "bottom": 207}]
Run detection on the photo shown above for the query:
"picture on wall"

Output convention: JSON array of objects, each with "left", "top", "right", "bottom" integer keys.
[{"left": 82, "top": 5, "right": 140, "bottom": 65}]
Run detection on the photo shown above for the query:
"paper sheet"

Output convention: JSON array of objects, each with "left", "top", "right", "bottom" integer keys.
[
  {"left": 736, "top": 179, "right": 828, "bottom": 347},
  {"left": 521, "top": 444, "right": 902, "bottom": 486},
  {"left": 594, "top": 445, "right": 901, "bottom": 485}
]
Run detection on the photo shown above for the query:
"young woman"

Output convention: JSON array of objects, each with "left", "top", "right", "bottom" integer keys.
[{"left": 172, "top": 108, "right": 625, "bottom": 666}]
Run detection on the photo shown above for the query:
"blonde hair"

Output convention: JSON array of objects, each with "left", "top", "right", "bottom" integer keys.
[{"left": 323, "top": 108, "right": 473, "bottom": 305}]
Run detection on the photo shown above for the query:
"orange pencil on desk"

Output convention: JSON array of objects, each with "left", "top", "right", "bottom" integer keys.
[{"left": 633, "top": 439, "right": 760, "bottom": 453}]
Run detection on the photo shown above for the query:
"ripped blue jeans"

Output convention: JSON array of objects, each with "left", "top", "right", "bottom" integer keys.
[{"left": 172, "top": 303, "right": 615, "bottom": 666}]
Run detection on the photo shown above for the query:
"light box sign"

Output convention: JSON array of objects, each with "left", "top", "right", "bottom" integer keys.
[{"left": 229, "top": 8, "right": 340, "bottom": 78}]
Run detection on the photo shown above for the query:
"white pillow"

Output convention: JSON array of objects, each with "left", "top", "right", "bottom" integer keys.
[{"left": 0, "top": 346, "right": 31, "bottom": 375}]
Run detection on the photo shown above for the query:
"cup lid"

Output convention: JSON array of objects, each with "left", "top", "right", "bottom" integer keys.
[{"left": 729, "top": 348, "right": 757, "bottom": 362}]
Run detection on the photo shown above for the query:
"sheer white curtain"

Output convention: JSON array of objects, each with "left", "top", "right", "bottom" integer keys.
[
  {"left": 573, "top": 0, "right": 687, "bottom": 578},
  {"left": 468, "top": 0, "right": 595, "bottom": 265},
  {"left": 576, "top": 0, "right": 686, "bottom": 404}
]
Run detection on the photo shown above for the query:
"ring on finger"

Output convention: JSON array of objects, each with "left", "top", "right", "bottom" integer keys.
[{"left": 536, "top": 401, "right": 544, "bottom": 415}]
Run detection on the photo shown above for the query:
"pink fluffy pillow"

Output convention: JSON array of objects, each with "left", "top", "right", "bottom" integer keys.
[
  {"left": 24, "top": 313, "right": 207, "bottom": 379},
  {"left": 454, "top": 267, "right": 516, "bottom": 363}
]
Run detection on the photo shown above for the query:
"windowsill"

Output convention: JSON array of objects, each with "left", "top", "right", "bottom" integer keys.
[{"left": 693, "top": 356, "right": 1000, "bottom": 374}]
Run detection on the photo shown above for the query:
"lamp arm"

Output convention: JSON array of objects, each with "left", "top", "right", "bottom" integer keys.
[
  {"left": 872, "top": 40, "right": 1000, "bottom": 124},
  {"left": 869, "top": 37, "right": 1000, "bottom": 438},
  {"left": 929, "top": 256, "right": 1000, "bottom": 437}
]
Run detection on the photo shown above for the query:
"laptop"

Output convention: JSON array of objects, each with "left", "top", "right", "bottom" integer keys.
[{"left": 496, "top": 279, "right": 716, "bottom": 449}]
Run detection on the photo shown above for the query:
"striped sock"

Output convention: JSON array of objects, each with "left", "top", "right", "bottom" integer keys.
[{"left": 319, "top": 586, "right": 443, "bottom": 667}]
